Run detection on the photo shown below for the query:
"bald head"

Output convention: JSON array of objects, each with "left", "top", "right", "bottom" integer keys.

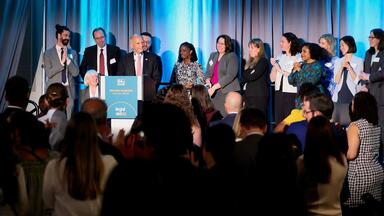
[
  {"left": 81, "top": 98, "right": 108, "bottom": 126},
  {"left": 130, "top": 34, "right": 143, "bottom": 54},
  {"left": 224, "top": 92, "right": 242, "bottom": 114}
]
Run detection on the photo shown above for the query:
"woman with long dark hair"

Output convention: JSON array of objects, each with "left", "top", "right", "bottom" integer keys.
[
  {"left": 343, "top": 92, "right": 383, "bottom": 213},
  {"left": 297, "top": 116, "right": 347, "bottom": 215},
  {"left": 43, "top": 112, "right": 117, "bottom": 215}
]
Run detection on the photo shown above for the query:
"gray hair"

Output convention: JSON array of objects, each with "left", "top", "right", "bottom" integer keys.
[{"left": 319, "top": 34, "right": 336, "bottom": 56}]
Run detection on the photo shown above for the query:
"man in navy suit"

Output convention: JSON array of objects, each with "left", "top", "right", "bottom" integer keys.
[
  {"left": 118, "top": 34, "right": 162, "bottom": 102},
  {"left": 79, "top": 27, "right": 122, "bottom": 78}
]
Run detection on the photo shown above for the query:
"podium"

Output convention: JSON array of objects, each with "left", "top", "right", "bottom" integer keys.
[{"left": 100, "top": 76, "right": 142, "bottom": 137}]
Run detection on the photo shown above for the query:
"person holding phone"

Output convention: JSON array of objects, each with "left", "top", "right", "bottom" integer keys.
[{"left": 270, "top": 32, "right": 301, "bottom": 123}]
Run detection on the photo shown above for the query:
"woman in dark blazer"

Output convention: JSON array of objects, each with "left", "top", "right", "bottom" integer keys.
[
  {"left": 205, "top": 34, "right": 240, "bottom": 116},
  {"left": 360, "top": 28, "right": 384, "bottom": 129},
  {"left": 241, "top": 38, "right": 269, "bottom": 115}
]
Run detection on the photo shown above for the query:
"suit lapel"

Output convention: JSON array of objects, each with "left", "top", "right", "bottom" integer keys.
[
  {"left": 128, "top": 53, "right": 136, "bottom": 75},
  {"left": 143, "top": 52, "right": 149, "bottom": 76},
  {"left": 91, "top": 45, "right": 98, "bottom": 69}
]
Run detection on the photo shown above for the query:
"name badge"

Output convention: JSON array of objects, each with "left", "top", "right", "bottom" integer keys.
[
  {"left": 209, "top": 60, "right": 214, "bottom": 66},
  {"left": 373, "top": 57, "right": 380, "bottom": 62},
  {"left": 110, "top": 58, "right": 116, "bottom": 64},
  {"left": 68, "top": 53, "right": 73, "bottom": 59},
  {"left": 325, "top": 63, "right": 332, "bottom": 68}
]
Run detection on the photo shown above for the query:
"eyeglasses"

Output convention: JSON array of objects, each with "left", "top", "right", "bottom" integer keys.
[{"left": 368, "top": 36, "right": 376, "bottom": 39}]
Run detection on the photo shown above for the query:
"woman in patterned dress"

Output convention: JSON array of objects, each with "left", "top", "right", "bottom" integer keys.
[
  {"left": 344, "top": 92, "right": 384, "bottom": 213},
  {"left": 288, "top": 43, "right": 327, "bottom": 107},
  {"left": 170, "top": 42, "right": 204, "bottom": 89}
]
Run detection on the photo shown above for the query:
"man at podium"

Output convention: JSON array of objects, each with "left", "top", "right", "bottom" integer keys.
[{"left": 118, "top": 34, "right": 162, "bottom": 102}]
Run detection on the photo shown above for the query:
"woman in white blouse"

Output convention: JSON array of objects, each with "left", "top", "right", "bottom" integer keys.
[
  {"left": 43, "top": 112, "right": 117, "bottom": 216},
  {"left": 332, "top": 36, "right": 363, "bottom": 126},
  {"left": 270, "top": 32, "right": 302, "bottom": 123}
]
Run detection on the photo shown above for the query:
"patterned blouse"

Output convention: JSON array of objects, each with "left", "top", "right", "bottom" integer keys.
[
  {"left": 172, "top": 61, "right": 205, "bottom": 86},
  {"left": 288, "top": 61, "right": 326, "bottom": 107}
]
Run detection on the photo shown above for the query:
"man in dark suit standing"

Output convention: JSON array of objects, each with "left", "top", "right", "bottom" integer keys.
[
  {"left": 118, "top": 34, "right": 162, "bottom": 101},
  {"left": 43, "top": 24, "right": 79, "bottom": 119},
  {"left": 80, "top": 27, "right": 122, "bottom": 78}
]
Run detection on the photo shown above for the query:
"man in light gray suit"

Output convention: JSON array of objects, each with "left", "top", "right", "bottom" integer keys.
[{"left": 43, "top": 24, "right": 79, "bottom": 119}]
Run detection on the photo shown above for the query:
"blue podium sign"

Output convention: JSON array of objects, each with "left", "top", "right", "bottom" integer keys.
[{"left": 105, "top": 76, "right": 137, "bottom": 118}]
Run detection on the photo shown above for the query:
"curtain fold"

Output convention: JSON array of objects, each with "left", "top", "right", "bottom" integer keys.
[{"left": 0, "top": 0, "right": 31, "bottom": 110}]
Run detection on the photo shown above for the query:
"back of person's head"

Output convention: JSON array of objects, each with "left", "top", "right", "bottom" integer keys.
[
  {"left": 5, "top": 76, "right": 29, "bottom": 109},
  {"left": 224, "top": 91, "right": 242, "bottom": 113},
  {"left": 81, "top": 98, "right": 108, "bottom": 126},
  {"left": 254, "top": 133, "right": 301, "bottom": 212},
  {"left": 8, "top": 111, "right": 49, "bottom": 150},
  {"left": 164, "top": 84, "right": 195, "bottom": 123},
  {"left": 298, "top": 82, "right": 321, "bottom": 102},
  {"left": 191, "top": 85, "right": 215, "bottom": 112},
  {"left": 152, "top": 86, "right": 170, "bottom": 104},
  {"left": 61, "top": 112, "right": 103, "bottom": 200},
  {"left": 309, "top": 93, "right": 334, "bottom": 119},
  {"left": 239, "top": 108, "right": 267, "bottom": 130},
  {"left": 350, "top": 92, "right": 378, "bottom": 125},
  {"left": 46, "top": 83, "right": 68, "bottom": 110},
  {"left": 205, "top": 123, "right": 235, "bottom": 166},
  {"left": 38, "top": 94, "right": 49, "bottom": 116},
  {"left": 143, "top": 103, "right": 193, "bottom": 160},
  {"left": 305, "top": 116, "right": 345, "bottom": 184}
]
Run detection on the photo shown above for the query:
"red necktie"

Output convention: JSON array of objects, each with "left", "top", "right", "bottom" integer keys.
[{"left": 99, "top": 48, "right": 105, "bottom": 76}]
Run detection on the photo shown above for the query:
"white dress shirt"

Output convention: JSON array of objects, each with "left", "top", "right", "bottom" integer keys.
[{"left": 134, "top": 52, "right": 143, "bottom": 76}]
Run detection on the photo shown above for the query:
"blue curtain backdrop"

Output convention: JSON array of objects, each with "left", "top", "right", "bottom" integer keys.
[{"left": 1, "top": 0, "right": 384, "bottom": 110}]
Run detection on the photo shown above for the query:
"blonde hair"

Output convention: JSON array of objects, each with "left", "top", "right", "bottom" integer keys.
[
  {"left": 319, "top": 34, "right": 336, "bottom": 57},
  {"left": 245, "top": 38, "right": 266, "bottom": 70}
]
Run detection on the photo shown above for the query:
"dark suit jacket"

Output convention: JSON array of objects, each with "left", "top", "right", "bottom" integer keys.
[
  {"left": 98, "top": 137, "right": 125, "bottom": 164},
  {"left": 79, "top": 44, "right": 121, "bottom": 78},
  {"left": 210, "top": 113, "right": 237, "bottom": 128},
  {"left": 117, "top": 52, "right": 162, "bottom": 101},
  {"left": 241, "top": 57, "right": 269, "bottom": 113},
  {"left": 234, "top": 133, "right": 263, "bottom": 179},
  {"left": 364, "top": 50, "right": 384, "bottom": 108}
]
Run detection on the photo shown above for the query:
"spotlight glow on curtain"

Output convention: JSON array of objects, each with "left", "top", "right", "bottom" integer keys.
[{"left": 345, "top": 0, "right": 384, "bottom": 58}]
